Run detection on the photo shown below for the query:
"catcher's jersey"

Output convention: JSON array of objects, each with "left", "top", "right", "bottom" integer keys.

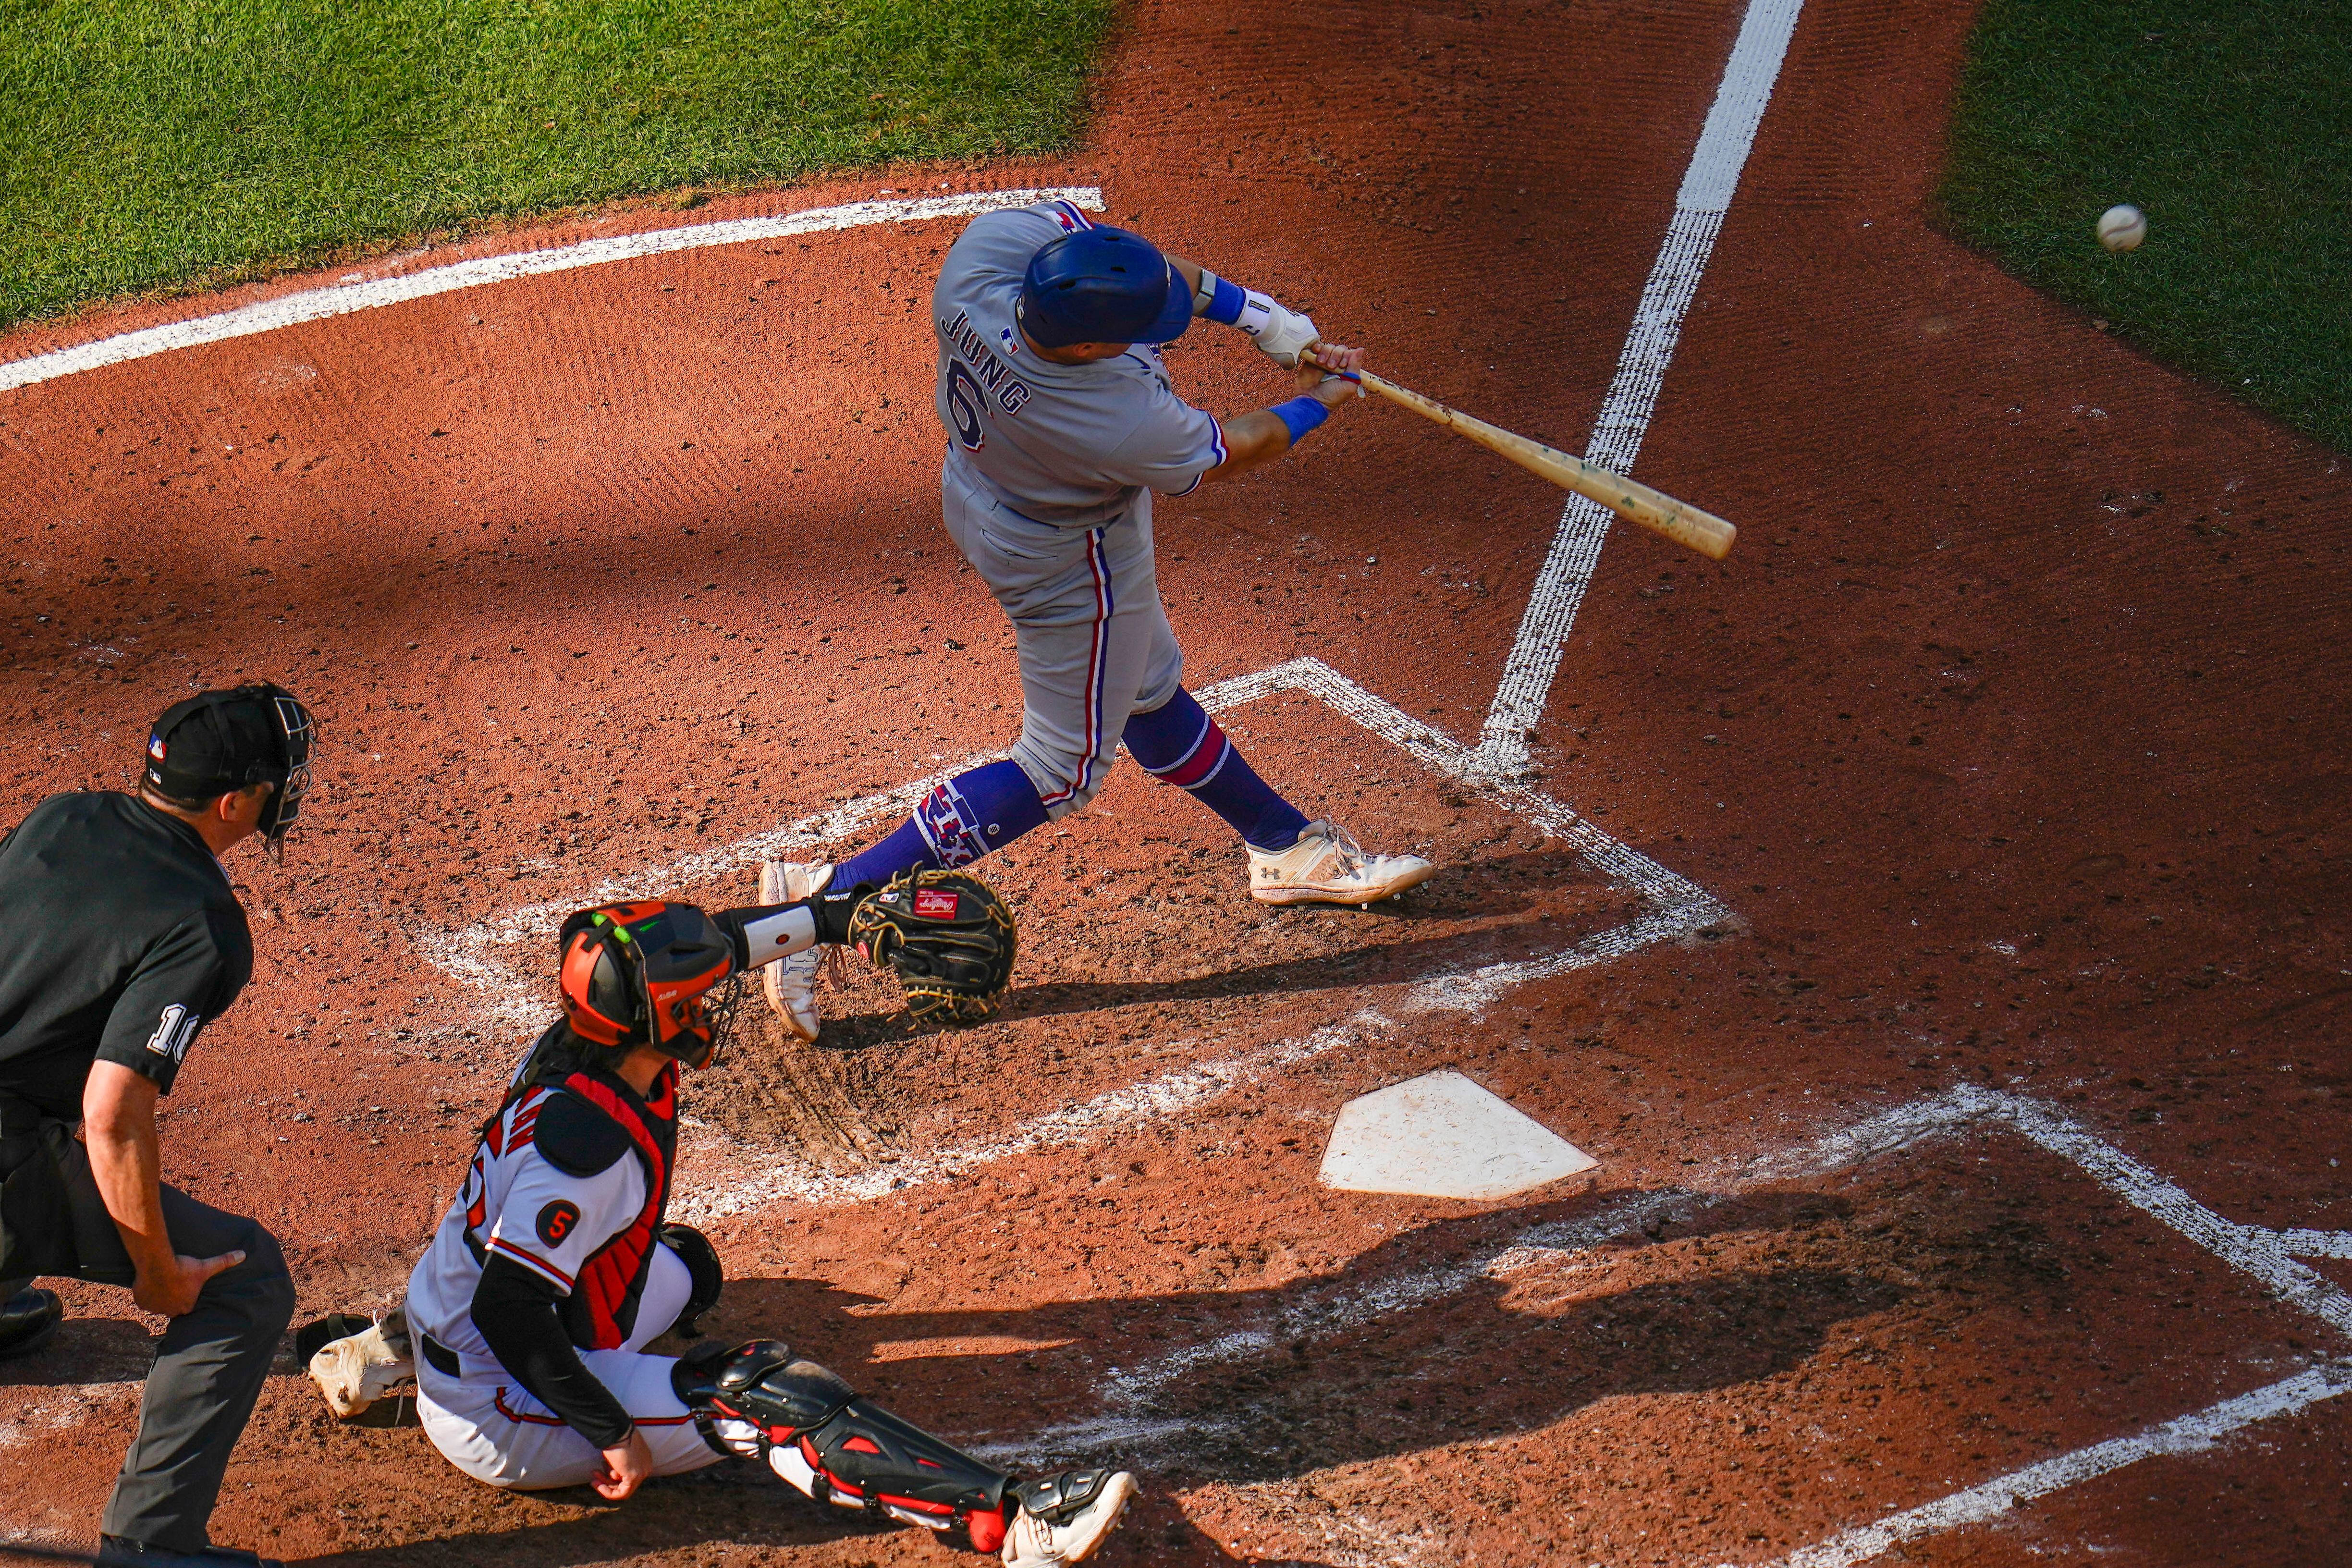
[
  {"left": 932, "top": 198, "right": 1226, "bottom": 527},
  {"left": 406, "top": 1073, "right": 649, "bottom": 1369}
]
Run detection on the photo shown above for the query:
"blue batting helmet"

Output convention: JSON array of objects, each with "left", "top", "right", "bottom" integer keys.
[{"left": 1019, "top": 226, "right": 1193, "bottom": 349}]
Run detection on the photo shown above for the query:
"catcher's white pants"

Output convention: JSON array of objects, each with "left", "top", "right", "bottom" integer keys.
[{"left": 415, "top": 1245, "right": 724, "bottom": 1490}]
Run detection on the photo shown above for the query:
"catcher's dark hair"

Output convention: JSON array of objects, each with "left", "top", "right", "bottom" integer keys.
[
  {"left": 478, "top": 1021, "right": 636, "bottom": 1143},
  {"left": 530, "top": 1021, "right": 635, "bottom": 1083}
]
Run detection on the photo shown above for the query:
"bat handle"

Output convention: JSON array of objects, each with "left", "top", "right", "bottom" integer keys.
[{"left": 1298, "top": 346, "right": 1362, "bottom": 381}]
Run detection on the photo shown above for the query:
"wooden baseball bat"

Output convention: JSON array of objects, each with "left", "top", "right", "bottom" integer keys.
[{"left": 1305, "top": 355, "right": 1737, "bottom": 561}]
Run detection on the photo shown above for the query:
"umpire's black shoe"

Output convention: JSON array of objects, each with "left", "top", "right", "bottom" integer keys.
[
  {"left": 96, "top": 1537, "right": 282, "bottom": 1568},
  {"left": 0, "top": 1286, "right": 61, "bottom": 1360}
]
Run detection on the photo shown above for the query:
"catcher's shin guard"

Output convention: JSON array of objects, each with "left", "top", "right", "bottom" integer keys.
[{"left": 674, "top": 1340, "right": 1013, "bottom": 1547}]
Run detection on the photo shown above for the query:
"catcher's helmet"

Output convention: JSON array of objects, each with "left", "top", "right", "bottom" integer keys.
[
  {"left": 557, "top": 901, "right": 738, "bottom": 1068},
  {"left": 1019, "top": 226, "right": 1193, "bottom": 349},
  {"left": 144, "top": 683, "right": 319, "bottom": 857}
]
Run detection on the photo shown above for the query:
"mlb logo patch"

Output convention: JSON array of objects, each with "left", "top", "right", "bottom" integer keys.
[
  {"left": 148, "top": 736, "right": 167, "bottom": 760},
  {"left": 913, "top": 888, "right": 960, "bottom": 921}
]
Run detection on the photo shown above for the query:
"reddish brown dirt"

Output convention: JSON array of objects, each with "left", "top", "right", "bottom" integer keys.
[{"left": 4, "top": 0, "right": 2349, "bottom": 1563}]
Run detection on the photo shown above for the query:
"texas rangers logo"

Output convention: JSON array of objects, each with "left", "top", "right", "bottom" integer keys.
[{"left": 914, "top": 781, "right": 987, "bottom": 868}]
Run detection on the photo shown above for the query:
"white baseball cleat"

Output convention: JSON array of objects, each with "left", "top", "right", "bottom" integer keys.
[
  {"left": 1249, "top": 820, "right": 1435, "bottom": 906},
  {"left": 1002, "top": 1470, "right": 1139, "bottom": 1568},
  {"left": 760, "top": 859, "right": 832, "bottom": 1042},
  {"left": 308, "top": 1315, "right": 414, "bottom": 1420}
]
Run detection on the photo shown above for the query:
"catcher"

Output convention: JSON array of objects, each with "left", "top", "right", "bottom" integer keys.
[{"left": 311, "top": 880, "right": 1127, "bottom": 1562}]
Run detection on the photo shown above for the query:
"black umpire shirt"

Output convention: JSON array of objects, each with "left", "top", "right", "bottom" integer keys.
[{"left": 0, "top": 792, "right": 253, "bottom": 1121}]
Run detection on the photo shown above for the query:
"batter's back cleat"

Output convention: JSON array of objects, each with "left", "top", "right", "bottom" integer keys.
[
  {"left": 760, "top": 859, "right": 832, "bottom": 1042},
  {"left": 1003, "top": 1469, "right": 1139, "bottom": 1568},
  {"left": 1249, "top": 820, "right": 1434, "bottom": 906},
  {"left": 300, "top": 1310, "right": 415, "bottom": 1420}
]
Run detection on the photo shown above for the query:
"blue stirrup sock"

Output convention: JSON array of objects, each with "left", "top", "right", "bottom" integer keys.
[
  {"left": 1122, "top": 689, "right": 1309, "bottom": 853},
  {"left": 827, "top": 759, "right": 1050, "bottom": 891}
]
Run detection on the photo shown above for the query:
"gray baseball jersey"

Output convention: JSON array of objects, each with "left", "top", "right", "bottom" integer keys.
[{"left": 931, "top": 198, "right": 1227, "bottom": 528}]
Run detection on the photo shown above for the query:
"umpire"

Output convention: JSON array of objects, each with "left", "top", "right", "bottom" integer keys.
[{"left": 0, "top": 685, "right": 318, "bottom": 1567}]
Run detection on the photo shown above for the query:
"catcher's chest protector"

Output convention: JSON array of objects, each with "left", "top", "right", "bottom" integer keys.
[{"left": 527, "top": 1067, "right": 678, "bottom": 1350}]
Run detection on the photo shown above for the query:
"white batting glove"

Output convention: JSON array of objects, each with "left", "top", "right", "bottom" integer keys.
[{"left": 1237, "top": 290, "right": 1318, "bottom": 368}]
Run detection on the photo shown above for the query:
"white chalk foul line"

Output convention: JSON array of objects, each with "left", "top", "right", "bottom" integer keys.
[
  {"left": 1476, "top": 0, "right": 1806, "bottom": 774},
  {"left": 0, "top": 187, "right": 1104, "bottom": 394},
  {"left": 2275, "top": 1228, "right": 2352, "bottom": 1261}
]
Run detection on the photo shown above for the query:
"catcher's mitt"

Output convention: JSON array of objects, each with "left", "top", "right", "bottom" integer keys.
[{"left": 846, "top": 868, "right": 1017, "bottom": 1024}]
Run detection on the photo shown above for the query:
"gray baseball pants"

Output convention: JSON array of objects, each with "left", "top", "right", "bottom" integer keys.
[
  {"left": 0, "top": 1113, "right": 294, "bottom": 1553},
  {"left": 940, "top": 449, "right": 1183, "bottom": 817}
]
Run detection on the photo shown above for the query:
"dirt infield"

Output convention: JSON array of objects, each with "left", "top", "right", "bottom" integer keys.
[{"left": 4, "top": 0, "right": 2349, "bottom": 1563}]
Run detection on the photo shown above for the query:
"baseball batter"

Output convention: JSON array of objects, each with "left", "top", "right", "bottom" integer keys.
[
  {"left": 764, "top": 198, "right": 1433, "bottom": 1039},
  {"left": 332, "top": 894, "right": 1130, "bottom": 1564}
]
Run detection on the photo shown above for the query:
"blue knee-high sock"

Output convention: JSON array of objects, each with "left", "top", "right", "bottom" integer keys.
[
  {"left": 1123, "top": 689, "right": 1309, "bottom": 853},
  {"left": 827, "top": 758, "right": 1050, "bottom": 889}
]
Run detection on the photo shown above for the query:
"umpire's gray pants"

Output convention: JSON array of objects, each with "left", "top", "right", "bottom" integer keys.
[
  {"left": 0, "top": 1130, "right": 294, "bottom": 1552},
  {"left": 941, "top": 450, "right": 1184, "bottom": 816}
]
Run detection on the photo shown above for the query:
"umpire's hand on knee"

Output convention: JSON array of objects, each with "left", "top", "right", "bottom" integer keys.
[
  {"left": 595, "top": 1429, "right": 654, "bottom": 1500},
  {"left": 133, "top": 1248, "right": 245, "bottom": 1319}
]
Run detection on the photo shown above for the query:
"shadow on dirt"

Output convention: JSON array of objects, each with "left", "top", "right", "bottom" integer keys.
[
  {"left": 283, "top": 1186, "right": 1889, "bottom": 1563},
  {"left": 283, "top": 1481, "right": 1259, "bottom": 1568},
  {"left": 815, "top": 887, "right": 1643, "bottom": 1049},
  {"left": 0, "top": 1315, "right": 157, "bottom": 1389}
]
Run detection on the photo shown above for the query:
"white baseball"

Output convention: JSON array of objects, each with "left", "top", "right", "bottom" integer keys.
[{"left": 2097, "top": 204, "right": 2146, "bottom": 252}]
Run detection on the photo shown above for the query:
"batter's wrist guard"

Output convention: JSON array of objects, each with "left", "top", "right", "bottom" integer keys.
[
  {"left": 1271, "top": 395, "right": 1331, "bottom": 445},
  {"left": 674, "top": 1340, "right": 1014, "bottom": 1549},
  {"left": 1196, "top": 270, "right": 1247, "bottom": 324},
  {"left": 1238, "top": 290, "right": 1317, "bottom": 365}
]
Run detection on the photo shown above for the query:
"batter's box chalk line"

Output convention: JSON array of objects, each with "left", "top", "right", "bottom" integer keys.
[
  {"left": 986, "top": 1088, "right": 2352, "bottom": 1568},
  {"left": 412, "top": 656, "right": 1736, "bottom": 1220}
]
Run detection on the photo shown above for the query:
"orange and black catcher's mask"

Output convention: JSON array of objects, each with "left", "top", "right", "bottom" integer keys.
[{"left": 557, "top": 901, "right": 738, "bottom": 1068}]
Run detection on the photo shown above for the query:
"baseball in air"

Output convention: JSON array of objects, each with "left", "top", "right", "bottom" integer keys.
[{"left": 2097, "top": 204, "right": 2146, "bottom": 252}]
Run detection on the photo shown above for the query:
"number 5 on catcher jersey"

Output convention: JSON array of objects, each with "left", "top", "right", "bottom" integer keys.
[{"left": 415, "top": 1077, "right": 662, "bottom": 1364}]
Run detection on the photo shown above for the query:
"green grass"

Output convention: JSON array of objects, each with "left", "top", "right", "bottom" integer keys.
[
  {"left": 0, "top": 0, "right": 1116, "bottom": 330},
  {"left": 1939, "top": 0, "right": 2352, "bottom": 452}
]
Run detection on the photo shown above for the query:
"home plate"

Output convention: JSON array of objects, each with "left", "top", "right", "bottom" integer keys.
[{"left": 1319, "top": 1070, "right": 1599, "bottom": 1200}]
